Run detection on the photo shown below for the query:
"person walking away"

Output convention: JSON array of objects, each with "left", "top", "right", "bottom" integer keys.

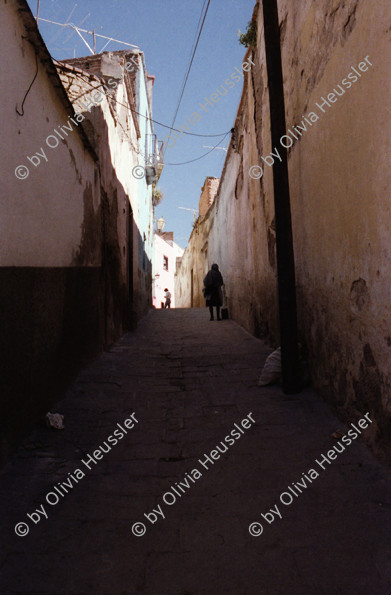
[
  {"left": 164, "top": 288, "right": 171, "bottom": 309},
  {"left": 203, "top": 264, "right": 224, "bottom": 321}
]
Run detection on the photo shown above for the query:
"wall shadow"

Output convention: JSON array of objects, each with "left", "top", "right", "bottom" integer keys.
[{"left": 0, "top": 102, "right": 152, "bottom": 467}]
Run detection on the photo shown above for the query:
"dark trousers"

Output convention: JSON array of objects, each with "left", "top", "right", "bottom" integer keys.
[{"left": 209, "top": 305, "right": 220, "bottom": 320}]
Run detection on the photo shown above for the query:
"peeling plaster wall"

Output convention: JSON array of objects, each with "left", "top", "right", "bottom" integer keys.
[
  {"left": 0, "top": 1, "right": 102, "bottom": 463},
  {"left": 0, "top": 5, "right": 99, "bottom": 267},
  {"left": 176, "top": 54, "right": 279, "bottom": 342},
  {"left": 59, "top": 50, "right": 154, "bottom": 324},
  {"left": 268, "top": 0, "right": 391, "bottom": 458},
  {"left": 178, "top": 0, "right": 391, "bottom": 457}
]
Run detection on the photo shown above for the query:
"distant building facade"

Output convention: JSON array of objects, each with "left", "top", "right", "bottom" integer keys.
[
  {"left": 56, "top": 48, "right": 160, "bottom": 329},
  {"left": 153, "top": 231, "right": 183, "bottom": 308},
  {"left": 199, "top": 177, "right": 219, "bottom": 217}
]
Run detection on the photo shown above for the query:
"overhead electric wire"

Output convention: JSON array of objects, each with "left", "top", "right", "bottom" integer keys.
[
  {"left": 189, "top": 0, "right": 208, "bottom": 58},
  {"left": 52, "top": 57, "right": 233, "bottom": 165},
  {"left": 54, "top": 60, "right": 230, "bottom": 138},
  {"left": 169, "top": 0, "right": 210, "bottom": 134},
  {"left": 170, "top": 0, "right": 207, "bottom": 127},
  {"left": 164, "top": 132, "right": 230, "bottom": 166}
]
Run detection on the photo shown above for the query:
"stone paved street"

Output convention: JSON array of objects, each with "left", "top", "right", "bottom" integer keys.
[{"left": 1, "top": 308, "right": 391, "bottom": 594}]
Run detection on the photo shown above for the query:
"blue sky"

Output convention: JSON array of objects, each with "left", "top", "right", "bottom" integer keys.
[{"left": 27, "top": 0, "right": 255, "bottom": 247}]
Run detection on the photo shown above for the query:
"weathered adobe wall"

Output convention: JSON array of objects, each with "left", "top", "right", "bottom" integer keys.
[
  {"left": 0, "top": 2, "right": 103, "bottom": 464},
  {"left": 176, "top": 48, "right": 279, "bottom": 343},
  {"left": 59, "top": 65, "right": 133, "bottom": 342},
  {"left": 1, "top": 15, "right": 99, "bottom": 268},
  {"left": 178, "top": 0, "right": 391, "bottom": 458},
  {"left": 59, "top": 51, "right": 154, "bottom": 330},
  {"left": 251, "top": 0, "right": 391, "bottom": 458},
  {"left": 176, "top": 210, "right": 214, "bottom": 309}
]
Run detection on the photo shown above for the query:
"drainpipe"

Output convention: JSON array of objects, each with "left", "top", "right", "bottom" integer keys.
[{"left": 262, "top": 0, "right": 301, "bottom": 393}]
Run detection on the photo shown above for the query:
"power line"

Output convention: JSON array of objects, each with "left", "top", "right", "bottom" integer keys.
[
  {"left": 164, "top": 132, "right": 230, "bottom": 166},
  {"left": 168, "top": 0, "right": 211, "bottom": 136},
  {"left": 169, "top": 0, "right": 207, "bottom": 132},
  {"left": 170, "top": 0, "right": 207, "bottom": 132},
  {"left": 54, "top": 60, "right": 230, "bottom": 138},
  {"left": 188, "top": 0, "right": 208, "bottom": 63},
  {"left": 53, "top": 61, "right": 232, "bottom": 165}
]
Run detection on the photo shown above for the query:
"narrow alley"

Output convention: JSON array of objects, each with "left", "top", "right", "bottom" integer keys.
[{"left": 1, "top": 309, "right": 390, "bottom": 594}]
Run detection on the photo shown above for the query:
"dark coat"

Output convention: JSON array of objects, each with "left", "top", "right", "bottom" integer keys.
[{"left": 203, "top": 269, "right": 224, "bottom": 307}]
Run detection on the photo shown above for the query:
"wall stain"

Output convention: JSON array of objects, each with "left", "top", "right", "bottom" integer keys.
[
  {"left": 350, "top": 278, "right": 370, "bottom": 314},
  {"left": 352, "top": 344, "right": 391, "bottom": 462},
  {"left": 67, "top": 147, "right": 82, "bottom": 184},
  {"left": 235, "top": 157, "right": 243, "bottom": 200},
  {"left": 297, "top": 0, "right": 360, "bottom": 113},
  {"left": 72, "top": 181, "right": 101, "bottom": 266}
]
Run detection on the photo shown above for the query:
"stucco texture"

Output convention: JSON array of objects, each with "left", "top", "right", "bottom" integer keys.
[
  {"left": 274, "top": 0, "right": 391, "bottom": 458},
  {"left": 177, "top": 0, "right": 391, "bottom": 459},
  {"left": 0, "top": 4, "right": 99, "bottom": 268}
]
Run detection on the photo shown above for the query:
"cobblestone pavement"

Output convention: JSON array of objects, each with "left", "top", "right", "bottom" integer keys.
[{"left": 1, "top": 308, "right": 391, "bottom": 594}]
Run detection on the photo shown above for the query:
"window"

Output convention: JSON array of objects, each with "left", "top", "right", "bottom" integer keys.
[{"left": 163, "top": 256, "right": 168, "bottom": 271}]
